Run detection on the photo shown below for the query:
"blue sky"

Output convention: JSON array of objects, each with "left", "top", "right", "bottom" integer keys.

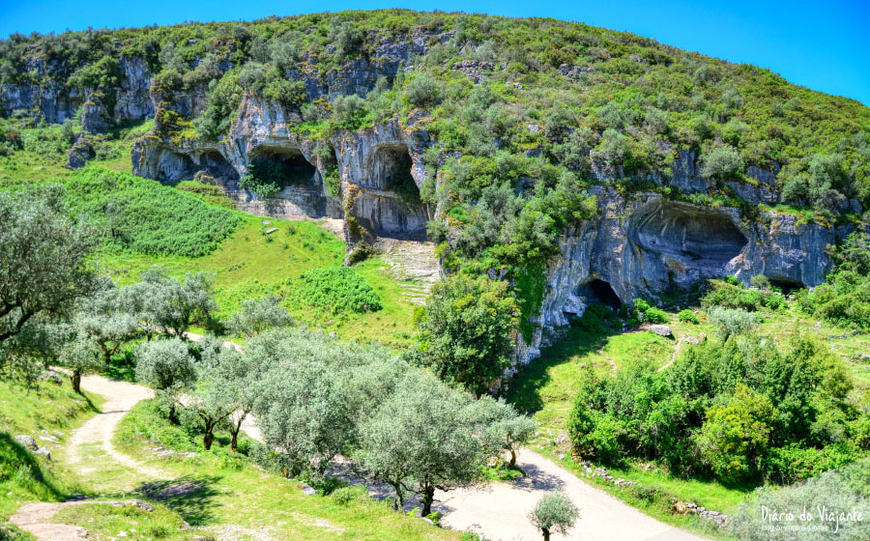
[{"left": 1, "top": 0, "right": 868, "bottom": 105}]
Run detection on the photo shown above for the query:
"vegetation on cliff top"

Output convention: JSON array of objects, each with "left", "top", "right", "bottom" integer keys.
[{"left": 2, "top": 10, "right": 868, "bottom": 273}]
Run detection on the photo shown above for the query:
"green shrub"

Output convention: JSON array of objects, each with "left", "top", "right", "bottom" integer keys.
[
  {"left": 63, "top": 167, "right": 239, "bottom": 257},
  {"left": 293, "top": 266, "right": 382, "bottom": 314},
  {"left": 643, "top": 307, "right": 668, "bottom": 324},
  {"left": 750, "top": 274, "right": 771, "bottom": 290},
  {"left": 763, "top": 442, "right": 861, "bottom": 484},
  {"left": 694, "top": 384, "right": 775, "bottom": 483},
  {"left": 677, "top": 309, "right": 698, "bottom": 324},
  {"left": 194, "top": 70, "right": 243, "bottom": 139},
  {"left": 332, "top": 94, "right": 367, "bottom": 130},
  {"left": 702, "top": 280, "right": 764, "bottom": 311},
  {"left": 332, "top": 485, "right": 367, "bottom": 505},
  {"left": 700, "top": 145, "right": 742, "bottom": 179},
  {"left": 405, "top": 74, "right": 442, "bottom": 107}
]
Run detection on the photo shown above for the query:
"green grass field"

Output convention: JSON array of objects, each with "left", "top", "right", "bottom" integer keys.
[{"left": 98, "top": 213, "right": 418, "bottom": 347}]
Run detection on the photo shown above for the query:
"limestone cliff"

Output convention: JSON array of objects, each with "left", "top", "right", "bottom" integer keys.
[{"left": 3, "top": 13, "right": 863, "bottom": 368}]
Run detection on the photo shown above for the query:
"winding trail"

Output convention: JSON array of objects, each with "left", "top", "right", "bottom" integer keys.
[
  {"left": 65, "top": 374, "right": 162, "bottom": 479},
  {"left": 9, "top": 374, "right": 162, "bottom": 540},
  {"left": 437, "top": 448, "right": 706, "bottom": 540},
  {"left": 11, "top": 368, "right": 707, "bottom": 541}
]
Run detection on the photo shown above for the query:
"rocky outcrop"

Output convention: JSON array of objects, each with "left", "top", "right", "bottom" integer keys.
[
  {"left": 66, "top": 134, "right": 95, "bottom": 169},
  {"left": 333, "top": 120, "right": 432, "bottom": 243},
  {"left": 518, "top": 189, "right": 845, "bottom": 365},
  {"left": 1, "top": 55, "right": 153, "bottom": 132},
  {"left": 134, "top": 101, "right": 436, "bottom": 242}
]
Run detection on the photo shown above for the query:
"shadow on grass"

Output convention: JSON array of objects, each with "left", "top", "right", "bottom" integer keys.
[
  {"left": 102, "top": 351, "right": 136, "bottom": 383},
  {"left": 135, "top": 475, "right": 222, "bottom": 526},
  {"left": 0, "top": 432, "right": 65, "bottom": 500},
  {"left": 507, "top": 308, "right": 621, "bottom": 414}
]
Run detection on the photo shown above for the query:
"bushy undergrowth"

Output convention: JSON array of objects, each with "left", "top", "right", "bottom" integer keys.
[
  {"left": 291, "top": 266, "right": 382, "bottom": 314},
  {"left": 63, "top": 167, "right": 240, "bottom": 256},
  {"left": 567, "top": 334, "right": 865, "bottom": 485},
  {"left": 728, "top": 459, "right": 870, "bottom": 540},
  {"left": 702, "top": 278, "right": 787, "bottom": 312},
  {"left": 798, "top": 232, "right": 870, "bottom": 329}
]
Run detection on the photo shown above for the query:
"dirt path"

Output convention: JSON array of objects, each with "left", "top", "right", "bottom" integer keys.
[
  {"left": 437, "top": 448, "right": 707, "bottom": 541},
  {"left": 8, "top": 502, "right": 89, "bottom": 540},
  {"left": 65, "top": 374, "right": 163, "bottom": 478},
  {"left": 10, "top": 374, "right": 162, "bottom": 540}
]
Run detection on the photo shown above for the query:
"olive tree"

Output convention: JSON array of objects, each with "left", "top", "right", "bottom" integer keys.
[
  {"left": 74, "top": 277, "right": 140, "bottom": 365},
  {"left": 472, "top": 397, "right": 537, "bottom": 467},
  {"left": 249, "top": 330, "right": 354, "bottom": 477},
  {"left": 195, "top": 335, "right": 254, "bottom": 452},
  {"left": 358, "top": 370, "right": 485, "bottom": 515},
  {"left": 62, "top": 335, "right": 103, "bottom": 394},
  {"left": 125, "top": 267, "right": 216, "bottom": 338},
  {"left": 415, "top": 274, "right": 519, "bottom": 395},
  {"left": 529, "top": 492, "right": 580, "bottom": 541},
  {"left": 224, "top": 295, "right": 293, "bottom": 337},
  {"left": 184, "top": 347, "right": 241, "bottom": 450},
  {"left": 708, "top": 306, "right": 761, "bottom": 341},
  {"left": 135, "top": 337, "right": 197, "bottom": 423},
  {"left": 0, "top": 186, "right": 98, "bottom": 345}
]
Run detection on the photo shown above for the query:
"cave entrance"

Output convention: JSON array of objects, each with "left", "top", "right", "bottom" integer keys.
[
  {"left": 371, "top": 144, "right": 421, "bottom": 207},
  {"left": 633, "top": 201, "right": 748, "bottom": 267},
  {"left": 248, "top": 146, "right": 317, "bottom": 189},
  {"left": 579, "top": 279, "right": 622, "bottom": 310},
  {"left": 768, "top": 276, "right": 806, "bottom": 293},
  {"left": 194, "top": 150, "right": 238, "bottom": 182},
  {"left": 356, "top": 144, "right": 427, "bottom": 240}
]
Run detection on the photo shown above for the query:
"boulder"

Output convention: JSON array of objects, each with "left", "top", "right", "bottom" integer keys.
[
  {"left": 35, "top": 447, "right": 52, "bottom": 460},
  {"left": 649, "top": 324, "right": 673, "bottom": 337},
  {"left": 66, "top": 134, "right": 95, "bottom": 169},
  {"left": 13, "top": 435, "right": 38, "bottom": 450},
  {"left": 38, "top": 370, "right": 64, "bottom": 385}
]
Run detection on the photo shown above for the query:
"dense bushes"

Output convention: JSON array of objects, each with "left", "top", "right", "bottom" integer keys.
[
  {"left": 728, "top": 459, "right": 870, "bottom": 540},
  {"left": 702, "top": 278, "right": 786, "bottom": 312},
  {"left": 414, "top": 274, "right": 519, "bottom": 395},
  {"left": 567, "top": 333, "right": 864, "bottom": 485},
  {"left": 292, "top": 266, "right": 382, "bottom": 314},
  {"left": 63, "top": 167, "right": 239, "bottom": 257},
  {"left": 194, "top": 71, "right": 243, "bottom": 140},
  {"left": 798, "top": 232, "right": 870, "bottom": 329},
  {"left": 633, "top": 298, "right": 668, "bottom": 324}
]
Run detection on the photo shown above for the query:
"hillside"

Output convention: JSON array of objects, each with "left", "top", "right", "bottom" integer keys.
[{"left": 1, "top": 9, "right": 870, "bottom": 541}]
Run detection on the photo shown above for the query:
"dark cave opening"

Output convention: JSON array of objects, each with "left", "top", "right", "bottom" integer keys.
[
  {"left": 248, "top": 146, "right": 317, "bottom": 189},
  {"left": 371, "top": 144, "right": 421, "bottom": 207},
  {"left": 579, "top": 279, "right": 622, "bottom": 310},
  {"left": 194, "top": 150, "right": 238, "bottom": 181},
  {"left": 768, "top": 276, "right": 806, "bottom": 293}
]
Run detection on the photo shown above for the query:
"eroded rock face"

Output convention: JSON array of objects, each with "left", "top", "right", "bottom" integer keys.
[
  {"left": 518, "top": 189, "right": 843, "bottom": 365},
  {"left": 1, "top": 56, "right": 153, "bottom": 132},
  {"left": 134, "top": 100, "right": 439, "bottom": 230}
]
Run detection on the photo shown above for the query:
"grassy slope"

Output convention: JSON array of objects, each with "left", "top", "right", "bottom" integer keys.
[
  {"left": 99, "top": 213, "right": 416, "bottom": 347},
  {"left": 0, "top": 121, "right": 417, "bottom": 348},
  {"left": 0, "top": 379, "right": 102, "bottom": 520},
  {"left": 507, "top": 302, "right": 869, "bottom": 538}
]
